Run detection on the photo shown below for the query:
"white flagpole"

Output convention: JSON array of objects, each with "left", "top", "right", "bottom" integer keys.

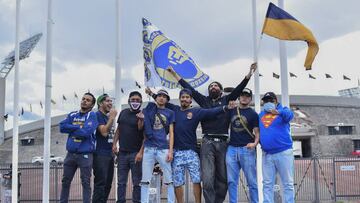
[
  {"left": 42, "top": 0, "right": 53, "bottom": 202},
  {"left": 114, "top": 0, "right": 122, "bottom": 200},
  {"left": 115, "top": 0, "right": 122, "bottom": 111},
  {"left": 0, "top": 77, "right": 5, "bottom": 145},
  {"left": 278, "top": 0, "right": 290, "bottom": 107},
  {"left": 12, "top": 0, "right": 21, "bottom": 202},
  {"left": 251, "top": 0, "right": 263, "bottom": 202}
]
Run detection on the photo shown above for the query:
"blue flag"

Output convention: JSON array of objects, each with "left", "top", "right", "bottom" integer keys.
[{"left": 142, "top": 18, "right": 209, "bottom": 89}]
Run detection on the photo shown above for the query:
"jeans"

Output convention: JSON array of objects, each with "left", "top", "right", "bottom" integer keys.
[
  {"left": 200, "top": 137, "right": 228, "bottom": 203},
  {"left": 262, "top": 148, "right": 295, "bottom": 203},
  {"left": 92, "top": 154, "right": 114, "bottom": 203},
  {"left": 141, "top": 147, "right": 175, "bottom": 203},
  {"left": 226, "top": 146, "right": 258, "bottom": 203},
  {"left": 60, "top": 152, "right": 93, "bottom": 203},
  {"left": 117, "top": 151, "right": 142, "bottom": 203}
]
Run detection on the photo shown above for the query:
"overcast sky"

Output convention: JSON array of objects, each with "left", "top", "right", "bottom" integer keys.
[{"left": 1, "top": 0, "right": 360, "bottom": 127}]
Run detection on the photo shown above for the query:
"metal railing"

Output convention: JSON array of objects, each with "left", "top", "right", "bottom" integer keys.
[{"left": 1, "top": 157, "right": 360, "bottom": 202}]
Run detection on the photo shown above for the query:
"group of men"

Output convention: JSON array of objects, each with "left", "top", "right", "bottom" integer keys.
[{"left": 59, "top": 62, "right": 295, "bottom": 203}]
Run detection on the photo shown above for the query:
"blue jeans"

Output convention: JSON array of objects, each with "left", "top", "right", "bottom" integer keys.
[
  {"left": 226, "top": 146, "right": 258, "bottom": 203},
  {"left": 140, "top": 147, "right": 175, "bottom": 203},
  {"left": 262, "top": 148, "right": 295, "bottom": 203}
]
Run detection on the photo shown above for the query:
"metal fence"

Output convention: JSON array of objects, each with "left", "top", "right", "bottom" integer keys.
[{"left": 1, "top": 157, "right": 360, "bottom": 202}]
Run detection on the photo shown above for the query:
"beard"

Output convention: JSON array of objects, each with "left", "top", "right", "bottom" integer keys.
[
  {"left": 180, "top": 100, "right": 191, "bottom": 108},
  {"left": 209, "top": 90, "right": 221, "bottom": 99}
]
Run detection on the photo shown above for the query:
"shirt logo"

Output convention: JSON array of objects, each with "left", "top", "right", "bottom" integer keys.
[
  {"left": 186, "top": 112, "right": 193, "bottom": 119},
  {"left": 231, "top": 115, "right": 248, "bottom": 132},
  {"left": 154, "top": 114, "right": 167, "bottom": 130},
  {"left": 261, "top": 114, "right": 278, "bottom": 128}
]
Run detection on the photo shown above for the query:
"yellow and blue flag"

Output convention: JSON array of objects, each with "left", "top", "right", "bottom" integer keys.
[
  {"left": 262, "top": 3, "right": 319, "bottom": 70},
  {"left": 142, "top": 18, "right": 209, "bottom": 88}
]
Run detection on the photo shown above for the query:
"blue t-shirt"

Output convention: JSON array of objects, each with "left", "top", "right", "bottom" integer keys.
[
  {"left": 167, "top": 104, "right": 225, "bottom": 151},
  {"left": 143, "top": 103, "right": 175, "bottom": 149},
  {"left": 229, "top": 107, "right": 259, "bottom": 147},
  {"left": 94, "top": 111, "right": 115, "bottom": 156}
]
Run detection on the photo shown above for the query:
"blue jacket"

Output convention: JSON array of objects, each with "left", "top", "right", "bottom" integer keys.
[
  {"left": 259, "top": 103, "right": 294, "bottom": 154},
  {"left": 60, "top": 110, "right": 98, "bottom": 153}
]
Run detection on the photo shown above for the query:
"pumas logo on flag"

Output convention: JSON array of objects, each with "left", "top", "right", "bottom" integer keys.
[
  {"left": 142, "top": 18, "right": 209, "bottom": 89},
  {"left": 261, "top": 114, "right": 278, "bottom": 128}
]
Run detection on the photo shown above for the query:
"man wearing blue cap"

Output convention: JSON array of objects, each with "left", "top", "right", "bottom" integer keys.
[
  {"left": 259, "top": 92, "right": 295, "bottom": 203},
  {"left": 145, "top": 87, "right": 235, "bottom": 203},
  {"left": 167, "top": 63, "right": 257, "bottom": 203}
]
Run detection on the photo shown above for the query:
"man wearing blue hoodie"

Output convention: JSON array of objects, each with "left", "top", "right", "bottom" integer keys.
[
  {"left": 59, "top": 92, "right": 99, "bottom": 203},
  {"left": 259, "top": 92, "right": 294, "bottom": 203}
]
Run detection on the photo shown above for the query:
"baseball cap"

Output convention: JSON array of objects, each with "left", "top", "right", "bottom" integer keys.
[
  {"left": 240, "top": 88, "right": 253, "bottom": 97},
  {"left": 262, "top": 92, "right": 277, "bottom": 101}
]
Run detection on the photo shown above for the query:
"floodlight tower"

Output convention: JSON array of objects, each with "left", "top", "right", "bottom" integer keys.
[{"left": 0, "top": 33, "right": 42, "bottom": 144}]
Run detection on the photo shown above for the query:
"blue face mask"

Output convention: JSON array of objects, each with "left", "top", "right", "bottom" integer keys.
[{"left": 263, "top": 102, "right": 276, "bottom": 112}]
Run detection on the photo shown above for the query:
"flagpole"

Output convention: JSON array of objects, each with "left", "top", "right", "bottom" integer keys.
[
  {"left": 114, "top": 0, "right": 122, "bottom": 200},
  {"left": 0, "top": 77, "right": 5, "bottom": 145},
  {"left": 278, "top": 0, "right": 290, "bottom": 107},
  {"left": 43, "top": 0, "right": 53, "bottom": 201},
  {"left": 251, "top": 0, "right": 263, "bottom": 202},
  {"left": 115, "top": 0, "right": 122, "bottom": 111},
  {"left": 12, "top": 1, "right": 21, "bottom": 202}
]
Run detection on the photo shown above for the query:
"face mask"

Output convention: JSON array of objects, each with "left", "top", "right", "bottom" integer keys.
[
  {"left": 130, "top": 102, "right": 141, "bottom": 111},
  {"left": 263, "top": 102, "right": 276, "bottom": 112}
]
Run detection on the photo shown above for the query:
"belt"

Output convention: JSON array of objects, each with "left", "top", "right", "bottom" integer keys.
[{"left": 204, "top": 135, "right": 228, "bottom": 142}]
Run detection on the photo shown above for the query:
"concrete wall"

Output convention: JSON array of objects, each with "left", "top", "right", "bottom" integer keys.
[
  {"left": 293, "top": 104, "right": 360, "bottom": 157},
  {"left": 0, "top": 125, "right": 67, "bottom": 164}
]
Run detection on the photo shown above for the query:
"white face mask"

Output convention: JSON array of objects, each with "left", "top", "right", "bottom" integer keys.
[{"left": 130, "top": 102, "right": 141, "bottom": 111}]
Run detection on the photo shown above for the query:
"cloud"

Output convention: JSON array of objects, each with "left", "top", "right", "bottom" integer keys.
[{"left": 2, "top": 0, "right": 360, "bottom": 127}]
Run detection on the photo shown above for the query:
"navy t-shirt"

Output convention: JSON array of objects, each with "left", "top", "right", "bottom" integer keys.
[
  {"left": 117, "top": 108, "right": 144, "bottom": 152},
  {"left": 163, "top": 104, "right": 224, "bottom": 151},
  {"left": 143, "top": 103, "right": 175, "bottom": 149},
  {"left": 95, "top": 111, "right": 115, "bottom": 156},
  {"left": 228, "top": 107, "right": 259, "bottom": 147}
]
